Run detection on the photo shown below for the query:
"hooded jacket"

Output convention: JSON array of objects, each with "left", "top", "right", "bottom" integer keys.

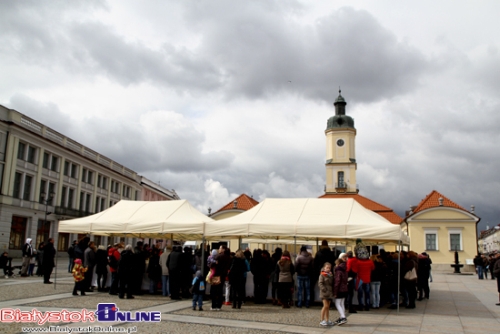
[
  {"left": 296, "top": 250, "right": 313, "bottom": 276},
  {"left": 22, "top": 238, "right": 33, "bottom": 257},
  {"left": 72, "top": 259, "right": 87, "bottom": 282}
]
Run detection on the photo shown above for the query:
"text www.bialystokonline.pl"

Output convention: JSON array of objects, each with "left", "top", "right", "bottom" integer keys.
[{"left": 21, "top": 326, "right": 137, "bottom": 333}]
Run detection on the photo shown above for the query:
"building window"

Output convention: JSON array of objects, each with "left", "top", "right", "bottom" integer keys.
[
  {"left": 36, "top": 219, "right": 51, "bottom": 248},
  {"left": 94, "top": 235, "right": 102, "bottom": 247},
  {"left": 338, "top": 171, "right": 345, "bottom": 188},
  {"left": 64, "top": 161, "right": 69, "bottom": 176},
  {"left": 68, "top": 188, "right": 75, "bottom": 209},
  {"left": 61, "top": 186, "right": 67, "bottom": 207},
  {"left": 79, "top": 191, "right": 85, "bottom": 211},
  {"left": 9, "top": 216, "right": 27, "bottom": 250},
  {"left": 101, "top": 198, "right": 105, "bottom": 211},
  {"left": 58, "top": 233, "right": 69, "bottom": 251},
  {"left": 39, "top": 179, "right": 47, "bottom": 203},
  {"left": 13, "top": 172, "right": 22, "bottom": 198},
  {"left": 424, "top": 228, "right": 439, "bottom": 251},
  {"left": 87, "top": 171, "right": 93, "bottom": 184},
  {"left": 17, "top": 142, "right": 26, "bottom": 160},
  {"left": 27, "top": 146, "right": 36, "bottom": 164},
  {"left": 448, "top": 228, "right": 463, "bottom": 251},
  {"left": 70, "top": 164, "right": 78, "bottom": 178},
  {"left": 86, "top": 193, "right": 91, "bottom": 212},
  {"left": 47, "top": 182, "right": 55, "bottom": 206},
  {"left": 50, "top": 156, "right": 58, "bottom": 172},
  {"left": 43, "top": 152, "right": 49, "bottom": 168},
  {"left": 23, "top": 175, "right": 33, "bottom": 201}
]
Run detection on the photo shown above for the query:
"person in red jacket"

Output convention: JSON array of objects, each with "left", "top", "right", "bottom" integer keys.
[
  {"left": 354, "top": 247, "right": 375, "bottom": 311},
  {"left": 108, "top": 243, "right": 122, "bottom": 295}
]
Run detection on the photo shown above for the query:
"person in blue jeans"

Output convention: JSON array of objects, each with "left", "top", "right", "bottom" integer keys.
[
  {"left": 160, "top": 246, "right": 171, "bottom": 297},
  {"left": 192, "top": 270, "right": 205, "bottom": 311},
  {"left": 474, "top": 254, "right": 484, "bottom": 279},
  {"left": 295, "top": 246, "right": 313, "bottom": 308}
]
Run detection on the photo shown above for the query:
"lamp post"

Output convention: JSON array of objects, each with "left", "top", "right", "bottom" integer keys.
[{"left": 41, "top": 191, "right": 55, "bottom": 225}]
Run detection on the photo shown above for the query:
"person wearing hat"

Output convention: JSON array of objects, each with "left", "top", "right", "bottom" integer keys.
[
  {"left": 72, "top": 258, "right": 87, "bottom": 296},
  {"left": 67, "top": 240, "right": 77, "bottom": 273}
]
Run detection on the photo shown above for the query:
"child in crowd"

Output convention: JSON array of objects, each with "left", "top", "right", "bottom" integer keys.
[
  {"left": 192, "top": 270, "right": 206, "bottom": 311},
  {"left": 333, "top": 253, "right": 349, "bottom": 325},
  {"left": 72, "top": 258, "right": 87, "bottom": 296},
  {"left": 318, "top": 262, "right": 334, "bottom": 326}
]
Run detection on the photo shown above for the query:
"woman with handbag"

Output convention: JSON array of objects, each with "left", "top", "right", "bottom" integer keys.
[{"left": 403, "top": 251, "right": 419, "bottom": 309}]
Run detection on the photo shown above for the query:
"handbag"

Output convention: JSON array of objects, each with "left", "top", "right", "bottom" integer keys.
[
  {"left": 404, "top": 267, "right": 417, "bottom": 281},
  {"left": 210, "top": 276, "right": 221, "bottom": 285}
]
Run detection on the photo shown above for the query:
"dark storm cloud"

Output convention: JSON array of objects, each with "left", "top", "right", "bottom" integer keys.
[
  {"left": 1, "top": 1, "right": 429, "bottom": 104},
  {"left": 8, "top": 95, "right": 234, "bottom": 173}
]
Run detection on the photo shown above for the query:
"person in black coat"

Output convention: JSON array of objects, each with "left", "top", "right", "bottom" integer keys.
[
  {"left": 36, "top": 243, "right": 44, "bottom": 277},
  {"left": 229, "top": 250, "right": 248, "bottom": 309},
  {"left": 147, "top": 248, "right": 162, "bottom": 294},
  {"left": 133, "top": 241, "right": 147, "bottom": 295},
  {"left": 417, "top": 252, "right": 432, "bottom": 300},
  {"left": 95, "top": 245, "right": 109, "bottom": 292},
  {"left": 181, "top": 247, "right": 194, "bottom": 298},
  {"left": 42, "top": 238, "right": 56, "bottom": 284},
  {"left": 211, "top": 245, "right": 231, "bottom": 310},
  {"left": 167, "top": 246, "right": 183, "bottom": 299},
  {"left": 313, "top": 241, "right": 336, "bottom": 304},
  {"left": 118, "top": 245, "right": 135, "bottom": 299},
  {"left": 74, "top": 237, "right": 89, "bottom": 261}
]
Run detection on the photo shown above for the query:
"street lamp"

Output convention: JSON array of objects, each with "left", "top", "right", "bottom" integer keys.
[{"left": 41, "top": 191, "right": 55, "bottom": 224}]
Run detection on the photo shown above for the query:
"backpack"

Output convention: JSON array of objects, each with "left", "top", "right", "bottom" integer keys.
[{"left": 108, "top": 254, "right": 118, "bottom": 269}]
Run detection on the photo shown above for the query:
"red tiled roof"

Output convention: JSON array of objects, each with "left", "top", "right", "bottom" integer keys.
[
  {"left": 412, "top": 190, "right": 468, "bottom": 214},
  {"left": 213, "top": 193, "right": 259, "bottom": 214},
  {"left": 319, "top": 193, "right": 403, "bottom": 224}
]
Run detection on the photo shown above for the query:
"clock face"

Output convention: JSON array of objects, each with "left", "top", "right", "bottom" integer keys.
[{"left": 337, "top": 139, "right": 345, "bottom": 147}]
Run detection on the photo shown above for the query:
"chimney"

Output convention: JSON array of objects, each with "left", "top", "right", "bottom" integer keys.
[
  {"left": 233, "top": 200, "right": 238, "bottom": 209},
  {"left": 438, "top": 197, "right": 443, "bottom": 206},
  {"left": 470, "top": 205, "right": 475, "bottom": 213}
]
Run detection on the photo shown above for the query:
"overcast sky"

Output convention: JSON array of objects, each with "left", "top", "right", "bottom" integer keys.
[{"left": 1, "top": 0, "right": 499, "bottom": 231}]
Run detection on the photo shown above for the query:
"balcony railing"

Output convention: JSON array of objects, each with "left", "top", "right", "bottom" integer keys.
[
  {"left": 335, "top": 182, "right": 347, "bottom": 189},
  {"left": 55, "top": 206, "right": 93, "bottom": 218}
]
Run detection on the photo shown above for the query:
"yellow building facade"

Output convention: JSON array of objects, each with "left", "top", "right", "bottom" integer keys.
[{"left": 404, "top": 190, "right": 479, "bottom": 271}]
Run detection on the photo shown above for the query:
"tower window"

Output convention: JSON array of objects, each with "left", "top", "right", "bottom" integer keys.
[{"left": 337, "top": 171, "right": 345, "bottom": 188}]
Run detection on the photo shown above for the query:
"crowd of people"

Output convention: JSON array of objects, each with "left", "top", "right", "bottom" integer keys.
[
  {"left": 5, "top": 237, "right": 57, "bottom": 283},
  {"left": 6, "top": 236, "right": 500, "bottom": 326}
]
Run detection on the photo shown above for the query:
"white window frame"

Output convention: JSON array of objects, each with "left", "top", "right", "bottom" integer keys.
[
  {"left": 424, "top": 228, "right": 439, "bottom": 251},
  {"left": 447, "top": 228, "right": 463, "bottom": 251}
]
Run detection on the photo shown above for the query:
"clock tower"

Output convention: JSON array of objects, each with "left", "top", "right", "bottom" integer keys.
[{"left": 325, "top": 90, "right": 358, "bottom": 194}]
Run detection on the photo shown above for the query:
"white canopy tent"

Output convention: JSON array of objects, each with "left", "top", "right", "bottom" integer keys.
[
  {"left": 58, "top": 200, "right": 213, "bottom": 239},
  {"left": 205, "top": 198, "right": 408, "bottom": 244}
]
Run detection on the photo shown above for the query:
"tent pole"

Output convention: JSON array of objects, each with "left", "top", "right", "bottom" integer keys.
[
  {"left": 397, "top": 238, "right": 401, "bottom": 314},
  {"left": 201, "top": 236, "right": 206, "bottom": 276},
  {"left": 294, "top": 236, "right": 297, "bottom": 256},
  {"left": 238, "top": 237, "right": 242, "bottom": 250},
  {"left": 54, "top": 246, "right": 58, "bottom": 290},
  {"left": 316, "top": 238, "right": 319, "bottom": 254}
]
